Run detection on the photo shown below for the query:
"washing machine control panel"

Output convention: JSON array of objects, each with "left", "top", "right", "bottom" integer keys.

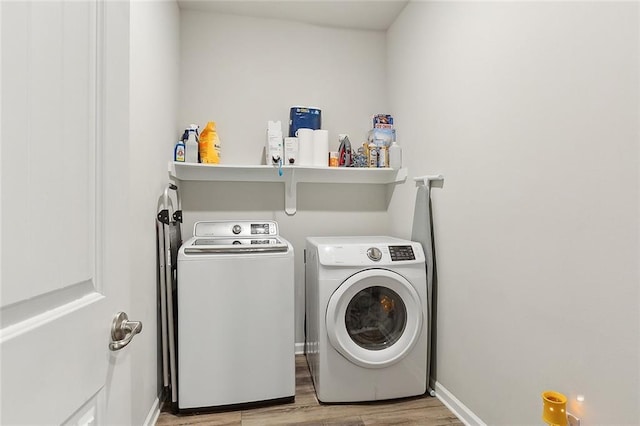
[
  {"left": 194, "top": 220, "right": 279, "bottom": 238},
  {"left": 250, "top": 223, "right": 272, "bottom": 235},
  {"left": 389, "top": 245, "right": 416, "bottom": 261}
]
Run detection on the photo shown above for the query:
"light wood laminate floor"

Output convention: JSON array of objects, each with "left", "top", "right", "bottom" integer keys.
[{"left": 156, "top": 355, "right": 463, "bottom": 426}]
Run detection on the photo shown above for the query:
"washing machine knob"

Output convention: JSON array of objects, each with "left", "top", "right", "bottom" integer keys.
[
  {"left": 232, "top": 224, "right": 242, "bottom": 235},
  {"left": 367, "top": 247, "right": 382, "bottom": 261}
]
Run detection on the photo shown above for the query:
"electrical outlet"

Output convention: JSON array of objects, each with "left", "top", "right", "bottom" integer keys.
[{"left": 567, "top": 413, "right": 581, "bottom": 426}]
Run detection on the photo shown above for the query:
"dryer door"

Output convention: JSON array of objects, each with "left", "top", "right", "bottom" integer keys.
[{"left": 326, "top": 269, "right": 423, "bottom": 369}]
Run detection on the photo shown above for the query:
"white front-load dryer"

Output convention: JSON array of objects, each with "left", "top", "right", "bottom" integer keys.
[{"left": 305, "top": 236, "right": 429, "bottom": 403}]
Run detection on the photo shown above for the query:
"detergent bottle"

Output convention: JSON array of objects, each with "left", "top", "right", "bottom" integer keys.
[
  {"left": 199, "top": 121, "right": 221, "bottom": 164},
  {"left": 174, "top": 140, "right": 185, "bottom": 162}
]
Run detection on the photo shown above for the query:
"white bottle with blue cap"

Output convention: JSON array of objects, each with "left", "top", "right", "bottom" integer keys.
[{"left": 185, "top": 124, "right": 199, "bottom": 163}]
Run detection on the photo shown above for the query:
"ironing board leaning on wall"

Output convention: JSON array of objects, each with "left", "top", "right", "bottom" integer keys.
[
  {"left": 410, "top": 174, "right": 444, "bottom": 397},
  {"left": 156, "top": 183, "right": 182, "bottom": 409}
]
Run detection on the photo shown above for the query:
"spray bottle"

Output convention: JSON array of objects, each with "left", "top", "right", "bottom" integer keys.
[{"left": 185, "top": 124, "right": 199, "bottom": 163}]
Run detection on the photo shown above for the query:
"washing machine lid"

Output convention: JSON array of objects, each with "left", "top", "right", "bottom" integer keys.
[
  {"left": 183, "top": 237, "right": 289, "bottom": 254},
  {"left": 326, "top": 269, "right": 424, "bottom": 369}
]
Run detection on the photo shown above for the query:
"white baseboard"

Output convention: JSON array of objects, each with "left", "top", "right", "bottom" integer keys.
[
  {"left": 142, "top": 396, "right": 161, "bottom": 426},
  {"left": 435, "top": 382, "right": 486, "bottom": 426},
  {"left": 295, "top": 342, "right": 305, "bottom": 355}
]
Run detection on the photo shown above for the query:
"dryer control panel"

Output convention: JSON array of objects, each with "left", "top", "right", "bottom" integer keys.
[
  {"left": 389, "top": 245, "right": 416, "bottom": 261},
  {"left": 311, "top": 237, "right": 424, "bottom": 266}
]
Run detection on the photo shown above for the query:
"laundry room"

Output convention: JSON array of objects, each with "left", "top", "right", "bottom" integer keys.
[
  {"left": 1, "top": 1, "right": 638, "bottom": 425},
  {"left": 158, "top": 2, "right": 639, "bottom": 424}
]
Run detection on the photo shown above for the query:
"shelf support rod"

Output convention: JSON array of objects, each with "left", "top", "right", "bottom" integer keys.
[{"left": 285, "top": 169, "right": 297, "bottom": 215}]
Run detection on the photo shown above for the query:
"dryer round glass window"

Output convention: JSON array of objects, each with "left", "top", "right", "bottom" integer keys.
[
  {"left": 345, "top": 286, "right": 407, "bottom": 350},
  {"left": 326, "top": 269, "right": 424, "bottom": 369}
]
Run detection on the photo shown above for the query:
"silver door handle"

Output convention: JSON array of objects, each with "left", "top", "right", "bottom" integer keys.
[{"left": 109, "top": 312, "right": 143, "bottom": 351}]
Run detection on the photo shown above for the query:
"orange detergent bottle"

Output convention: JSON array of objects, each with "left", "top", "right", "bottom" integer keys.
[{"left": 199, "top": 121, "right": 221, "bottom": 164}]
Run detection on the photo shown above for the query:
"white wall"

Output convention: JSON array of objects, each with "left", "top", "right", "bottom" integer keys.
[
  {"left": 130, "top": 0, "right": 180, "bottom": 423},
  {"left": 179, "top": 10, "right": 389, "bottom": 165},
  {"left": 178, "top": 10, "right": 393, "bottom": 345},
  {"left": 387, "top": 2, "right": 639, "bottom": 425}
]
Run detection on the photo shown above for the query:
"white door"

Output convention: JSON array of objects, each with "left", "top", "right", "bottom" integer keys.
[{"left": 1, "top": 1, "right": 134, "bottom": 424}]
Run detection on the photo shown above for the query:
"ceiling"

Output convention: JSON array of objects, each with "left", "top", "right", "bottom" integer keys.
[{"left": 177, "top": 0, "right": 409, "bottom": 31}]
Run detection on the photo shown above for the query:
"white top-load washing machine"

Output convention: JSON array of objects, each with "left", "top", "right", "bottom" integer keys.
[
  {"left": 305, "top": 236, "right": 429, "bottom": 403},
  {"left": 177, "top": 220, "right": 295, "bottom": 412}
]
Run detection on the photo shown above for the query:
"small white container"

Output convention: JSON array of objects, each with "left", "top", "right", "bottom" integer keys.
[
  {"left": 267, "top": 121, "right": 283, "bottom": 165},
  {"left": 368, "top": 142, "right": 378, "bottom": 168},
  {"left": 378, "top": 146, "right": 388, "bottom": 168},
  {"left": 284, "top": 137, "right": 299, "bottom": 165},
  {"left": 389, "top": 141, "right": 402, "bottom": 169}
]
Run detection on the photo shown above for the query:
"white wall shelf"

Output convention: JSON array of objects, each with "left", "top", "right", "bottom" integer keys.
[{"left": 169, "top": 162, "right": 408, "bottom": 215}]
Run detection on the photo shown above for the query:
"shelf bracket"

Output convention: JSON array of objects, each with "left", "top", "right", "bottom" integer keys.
[
  {"left": 284, "top": 169, "right": 297, "bottom": 215},
  {"left": 414, "top": 174, "right": 444, "bottom": 190}
]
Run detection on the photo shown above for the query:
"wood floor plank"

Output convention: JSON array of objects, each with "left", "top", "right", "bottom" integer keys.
[
  {"left": 156, "top": 355, "right": 462, "bottom": 426},
  {"left": 156, "top": 410, "right": 241, "bottom": 426},
  {"left": 241, "top": 404, "right": 366, "bottom": 426},
  {"left": 361, "top": 405, "right": 463, "bottom": 426}
]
